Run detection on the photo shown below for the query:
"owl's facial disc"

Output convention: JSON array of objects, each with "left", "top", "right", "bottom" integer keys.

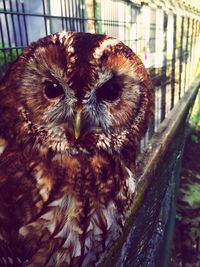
[{"left": 14, "top": 32, "right": 152, "bottom": 157}]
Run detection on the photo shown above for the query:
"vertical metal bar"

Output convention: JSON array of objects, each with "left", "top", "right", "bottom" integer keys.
[
  {"left": 68, "top": 0, "right": 73, "bottom": 30},
  {"left": 136, "top": 7, "right": 139, "bottom": 54},
  {"left": 64, "top": 0, "right": 69, "bottom": 31},
  {"left": 21, "top": 2, "right": 29, "bottom": 45},
  {"left": 149, "top": 70, "right": 155, "bottom": 137},
  {"left": 74, "top": 0, "right": 79, "bottom": 32},
  {"left": 42, "top": 0, "right": 48, "bottom": 35},
  {"left": 76, "top": 0, "right": 80, "bottom": 31},
  {"left": 110, "top": 0, "right": 112, "bottom": 35},
  {"left": 104, "top": 0, "right": 107, "bottom": 34},
  {"left": 187, "top": 18, "right": 193, "bottom": 86},
  {"left": 60, "top": 0, "right": 65, "bottom": 31},
  {"left": 15, "top": 0, "right": 24, "bottom": 47},
  {"left": 82, "top": 0, "right": 86, "bottom": 32},
  {"left": 188, "top": 19, "right": 194, "bottom": 85},
  {"left": 70, "top": 0, "right": 76, "bottom": 31},
  {"left": 194, "top": 20, "right": 199, "bottom": 75},
  {"left": 194, "top": 20, "right": 199, "bottom": 74},
  {"left": 161, "top": 145, "right": 185, "bottom": 267},
  {"left": 99, "top": 0, "right": 104, "bottom": 34},
  {"left": 190, "top": 19, "right": 194, "bottom": 59},
  {"left": 124, "top": 1, "right": 126, "bottom": 42},
  {"left": 170, "top": 14, "right": 176, "bottom": 110},
  {"left": 161, "top": 12, "right": 167, "bottom": 122},
  {"left": 191, "top": 20, "right": 197, "bottom": 79},
  {"left": 93, "top": 0, "right": 97, "bottom": 33},
  {"left": 108, "top": 0, "right": 111, "bottom": 36},
  {"left": 183, "top": 17, "right": 190, "bottom": 92},
  {"left": 2, "top": 0, "right": 12, "bottom": 62},
  {"left": 112, "top": 0, "right": 115, "bottom": 36},
  {"left": 0, "top": 16, "right": 7, "bottom": 66},
  {"left": 72, "top": 0, "right": 76, "bottom": 31},
  {"left": 178, "top": 16, "right": 184, "bottom": 100},
  {"left": 9, "top": 0, "right": 18, "bottom": 56},
  {"left": 93, "top": 0, "right": 102, "bottom": 34},
  {"left": 106, "top": 0, "right": 109, "bottom": 35},
  {"left": 148, "top": 8, "right": 156, "bottom": 137}
]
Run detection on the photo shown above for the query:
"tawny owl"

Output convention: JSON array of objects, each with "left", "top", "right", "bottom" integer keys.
[{"left": 0, "top": 32, "right": 153, "bottom": 267}]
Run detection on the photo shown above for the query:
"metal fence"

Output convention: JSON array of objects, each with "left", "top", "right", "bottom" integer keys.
[{"left": 0, "top": 0, "right": 200, "bottom": 138}]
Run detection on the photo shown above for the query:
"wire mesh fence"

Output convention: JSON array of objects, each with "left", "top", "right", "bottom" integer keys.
[{"left": 0, "top": 0, "right": 200, "bottom": 142}]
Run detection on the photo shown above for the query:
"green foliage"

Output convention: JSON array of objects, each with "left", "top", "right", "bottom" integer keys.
[
  {"left": 191, "top": 112, "right": 200, "bottom": 128},
  {"left": 195, "top": 57, "right": 200, "bottom": 77},
  {"left": 0, "top": 43, "right": 22, "bottom": 66},
  {"left": 191, "top": 133, "right": 199, "bottom": 143},
  {"left": 182, "top": 180, "right": 200, "bottom": 208},
  {"left": 189, "top": 90, "right": 200, "bottom": 130},
  {"left": 0, "top": 43, "right": 22, "bottom": 78}
]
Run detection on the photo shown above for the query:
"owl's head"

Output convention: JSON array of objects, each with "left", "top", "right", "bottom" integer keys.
[{"left": 0, "top": 32, "right": 153, "bottom": 161}]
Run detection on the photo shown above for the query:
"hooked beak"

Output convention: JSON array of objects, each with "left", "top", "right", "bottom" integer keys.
[{"left": 73, "top": 108, "right": 82, "bottom": 140}]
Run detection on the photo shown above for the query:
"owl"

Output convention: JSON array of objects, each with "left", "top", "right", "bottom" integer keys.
[{"left": 0, "top": 32, "right": 153, "bottom": 267}]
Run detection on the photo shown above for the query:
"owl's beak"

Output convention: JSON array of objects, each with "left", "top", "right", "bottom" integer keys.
[{"left": 73, "top": 108, "right": 82, "bottom": 140}]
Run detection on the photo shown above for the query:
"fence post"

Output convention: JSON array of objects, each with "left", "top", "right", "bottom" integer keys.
[
  {"left": 161, "top": 11, "right": 167, "bottom": 121},
  {"left": 171, "top": 13, "right": 176, "bottom": 110},
  {"left": 85, "top": 0, "right": 95, "bottom": 33}
]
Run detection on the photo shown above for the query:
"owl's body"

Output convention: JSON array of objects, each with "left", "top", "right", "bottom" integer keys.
[{"left": 0, "top": 32, "right": 153, "bottom": 266}]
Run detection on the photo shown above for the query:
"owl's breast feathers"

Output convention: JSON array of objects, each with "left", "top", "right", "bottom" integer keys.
[{"left": 0, "top": 147, "right": 135, "bottom": 266}]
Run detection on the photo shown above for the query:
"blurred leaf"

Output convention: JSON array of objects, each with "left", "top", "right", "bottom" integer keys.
[
  {"left": 191, "top": 134, "right": 199, "bottom": 143},
  {"left": 183, "top": 183, "right": 200, "bottom": 208}
]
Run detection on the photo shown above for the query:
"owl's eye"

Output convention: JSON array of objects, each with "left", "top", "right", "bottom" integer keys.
[
  {"left": 96, "top": 80, "right": 121, "bottom": 102},
  {"left": 44, "top": 81, "right": 64, "bottom": 99}
]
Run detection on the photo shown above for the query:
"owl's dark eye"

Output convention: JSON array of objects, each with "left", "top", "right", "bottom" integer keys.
[
  {"left": 44, "top": 81, "right": 64, "bottom": 99},
  {"left": 96, "top": 80, "right": 121, "bottom": 102}
]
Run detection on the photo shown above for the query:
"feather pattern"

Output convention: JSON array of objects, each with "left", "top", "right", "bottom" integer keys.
[{"left": 0, "top": 32, "right": 153, "bottom": 266}]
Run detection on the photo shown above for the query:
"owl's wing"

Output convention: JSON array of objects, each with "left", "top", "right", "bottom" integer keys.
[
  {"left": 0, "top": 146, "right": 24, "bottom": 266},
  {"left": 0, "top": 241, "right": 22, "bottom": 267}
]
